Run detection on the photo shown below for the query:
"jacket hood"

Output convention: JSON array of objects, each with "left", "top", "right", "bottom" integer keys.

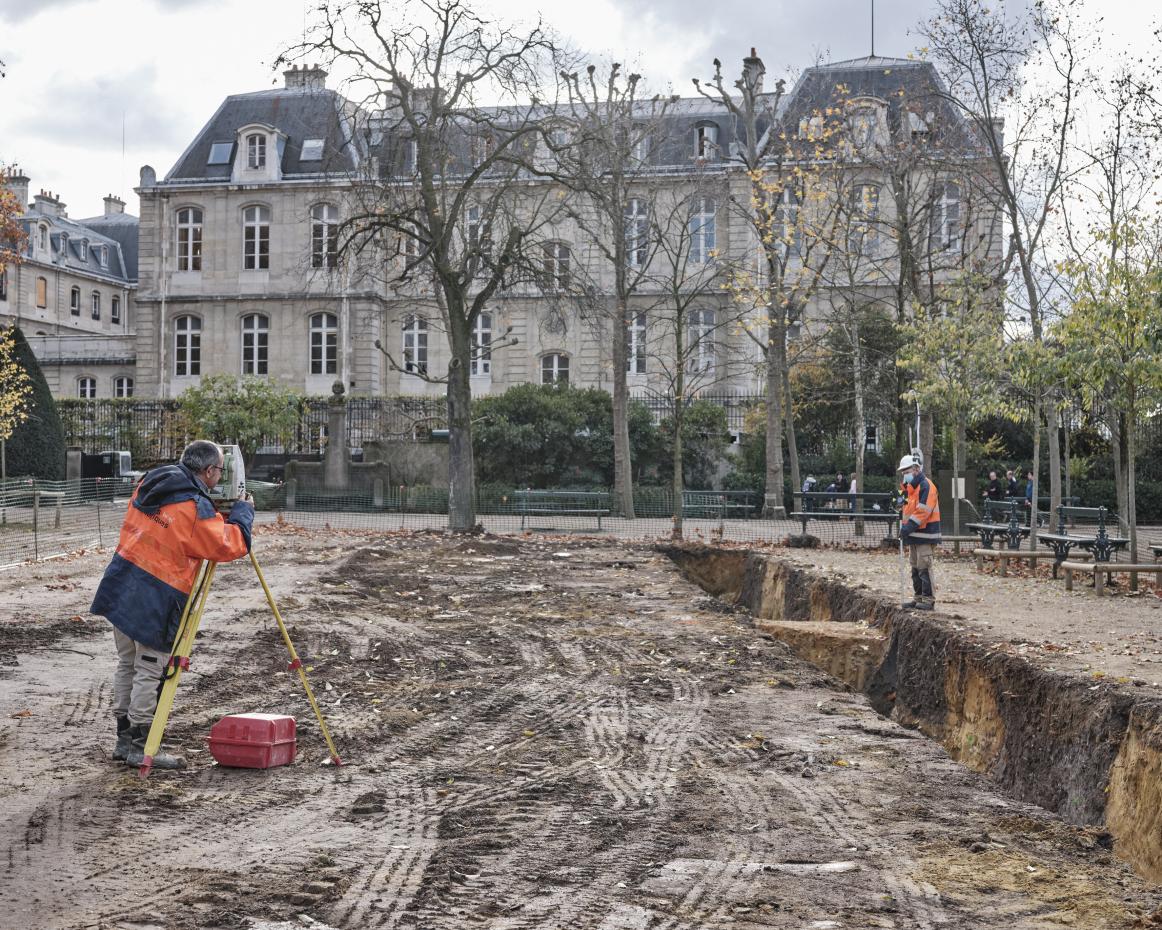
[{"left": 134, "top": 463, "right": 207, "bottom": 514}]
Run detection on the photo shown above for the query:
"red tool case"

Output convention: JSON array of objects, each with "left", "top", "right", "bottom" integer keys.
[{"left": 207, "top": 713, "right": 296, "bottom": 769}]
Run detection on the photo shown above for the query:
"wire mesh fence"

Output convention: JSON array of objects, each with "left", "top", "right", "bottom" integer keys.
[
  {"left": 5, "top": 476, "right": 1161, "bottom": 571},
  {"left": 0, "top": 478, "right": 128, "bottom": 569}
]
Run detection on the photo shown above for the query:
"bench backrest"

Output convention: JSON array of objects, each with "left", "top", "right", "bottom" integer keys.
[
  {"left": 794, "top": 491, "right": 895, "bottom": 513},
  {"left": 1055, "top": 505, "right": 1114, "bottom": 534},
  {"left": 512, "top": 490, "right": 609, "bottom": 510},
  {"left": 981, "top": 499, "right": 1020, "bottom": 522}
]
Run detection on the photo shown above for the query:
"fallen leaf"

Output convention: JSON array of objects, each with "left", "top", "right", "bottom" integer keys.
[{"left": 10, "top": 709, "right": 32, "bottom": 718}]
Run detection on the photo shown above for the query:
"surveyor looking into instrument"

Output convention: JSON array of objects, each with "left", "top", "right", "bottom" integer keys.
[{"left": 91, "top": 440, "right": 255, "bottom": 769}]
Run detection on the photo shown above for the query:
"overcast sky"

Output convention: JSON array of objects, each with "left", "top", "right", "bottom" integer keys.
[{"left": 0, "top": 0, "right": 1153, "bottom": 219}]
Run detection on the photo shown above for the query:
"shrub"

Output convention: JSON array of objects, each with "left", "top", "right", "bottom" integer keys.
[{"left": 4, "top": 327, "right": 66, "bottom": 479}]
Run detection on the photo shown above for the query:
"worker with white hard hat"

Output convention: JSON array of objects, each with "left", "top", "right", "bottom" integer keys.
[{"left": 897, "top": 452, "right": 941, "bottom": 610}]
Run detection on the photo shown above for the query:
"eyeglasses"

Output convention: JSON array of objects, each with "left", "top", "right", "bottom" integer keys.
[{"left": 208, "top": 464, "right": 224, "bottom": 475}]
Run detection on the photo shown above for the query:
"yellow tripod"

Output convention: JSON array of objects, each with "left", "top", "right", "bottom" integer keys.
[{"left": 138, "top": 550, "right": 343, "bottom": 778}]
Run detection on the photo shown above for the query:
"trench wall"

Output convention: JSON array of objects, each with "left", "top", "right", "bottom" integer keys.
[{"left": 664, "top": 546, "right": 1162, "bottom": 883}]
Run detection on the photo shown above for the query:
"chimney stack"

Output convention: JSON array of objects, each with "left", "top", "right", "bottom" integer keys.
[
  {"left": 2, "top": 165, "right": 30, "bottom": 214},
  {"left": 743, "top": 48, "right": 765, "bottom": 96},
  {"left": 103, "top": 193, "right": 125, "bottom": 215},
  {"left": 34, "top": 188, "right": 66, "bottom": 218},
  {"left": 284, "top": 62, "right": 328, "bottom": 92}
]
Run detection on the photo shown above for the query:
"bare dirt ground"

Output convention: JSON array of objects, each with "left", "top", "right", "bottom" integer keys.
[
  {"left": 769, "top": 545, "right": 1162, "bottom": 687},
  {"left": 2, "top": 526, "right": 1161, "bottom": 930}
]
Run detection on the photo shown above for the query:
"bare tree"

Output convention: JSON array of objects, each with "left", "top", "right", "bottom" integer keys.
[
  {"left": 637, "top": 173, "right": 745, "bottom": 538},
  {"left": 280, "top": 0, "right": 564, "bottom": 531},
  {"left": 695, "top": 52, "right": 843, "bottom": 516},
  {"left": 535, "top": 63, "right": 677, "bottom": 518},
  {"left": 920, "top": 0, "right": 1086, "bottom": 525}
]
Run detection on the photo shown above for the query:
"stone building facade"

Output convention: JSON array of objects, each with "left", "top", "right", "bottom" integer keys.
[
  {"left": 1, "top": 167, "right": 138, "bottom": 398},
  {"left": 124, "top": 52, "right": 998, "bottom": 414}
]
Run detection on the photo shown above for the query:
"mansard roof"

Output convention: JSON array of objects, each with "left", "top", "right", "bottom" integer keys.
[
  {"left": 164, "top": 87, "right": 365, "bottom": 183},
  {"left": 21, "top": 210, "right": 136, "bottom": 286},
  {"left": 76, "top": 211, "right": 140, "bottom": 283}
]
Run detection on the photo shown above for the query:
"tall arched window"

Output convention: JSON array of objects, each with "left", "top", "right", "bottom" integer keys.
[
  {"left": 36, "top": 277, "right": 47, "bottom": 308},
  {"left": 541, "top": 353, "right": 569, "bottom": 385},
  {"left": 174, "top": 315, "right": 201, "bottom": 376},
  {"left": 311, "top": 203, "right": 339, "bottom": 269},
  {"left": 309, "top": 312, "right": 337, "bottom": 375},
  {"left": 70, "top": 287, "right": 81, "bottom": 316},
  {"left": 626, "top": 313, "right": 647, "bottom": 374},
  {"left": 77, "top": 377, "right": 96, "bottom": 399},
  {"left": 176, "top": 207, "right": 203, "bottom": 271},
  {"left": 247, "top": 133, "right": 266, "bottom": 169},
  {"left": 471, "top": 312, "right": 492, "bottom": 376},
  {"left": 241, "top": 313, "right": 269, "bottom": 375},
  {"left": 930, "top": 180, "right": 961, "bottom": 252},
  {"left": 688, "top": 309, "right": 715, "bottom": 374},
  {"left": 114, "top": 376, "right": 134, "bottom": 398},
  {"left": 849, "top": 183, "right": 880, "bottom": 253},
  {"left": 775, "top": 187, "right": 801, "bottom": 254},
  {"left": 541, "top": 242, "right": 571, "bottom": 290},
  {"left": 91, "top": 291, "right": 101, "bottom": 320},
  {"left": 695, "top": 122, "right": 719, "bottom": 158},
  {"left": 624, "top": 198, "right": 648, "bottom": 268},
  {"left": 111, "top": 295, "right": 121, "bottom": 324},
  {"left": 243, "top": 205, "right": 271, "bottom": 270},
  {"left": 688, "top": 197, "right": 716, "bottom": 264},
  {"left": 402, "top": 315, "right": 428, "bottom": 375}
]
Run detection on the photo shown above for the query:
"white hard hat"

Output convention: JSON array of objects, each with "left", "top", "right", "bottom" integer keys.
[{"left": 896, "top": 454, "right": 918, "bottom": 472}]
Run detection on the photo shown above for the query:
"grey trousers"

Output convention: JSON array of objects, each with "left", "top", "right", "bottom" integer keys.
[{"left": 112, "top": 628, "right": 169, "bottom": 727}]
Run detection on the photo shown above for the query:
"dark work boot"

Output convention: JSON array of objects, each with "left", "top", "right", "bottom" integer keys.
[
  {"left": 903, "top": 568, "right": 923, "bottom": 608},
  {"left": 915, "top": 570, "right": 936, "bottom": 611},
  {"left": 112, "top": 714, "right": 132, "bottom": 762},
  {"left": 123, "top": 724, "right": 186, "bottom": 770}
]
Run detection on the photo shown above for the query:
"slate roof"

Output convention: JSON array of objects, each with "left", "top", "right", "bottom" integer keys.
[
  {"left": 165, "top": 87, "right": 365, "bottom": 182},
  {"left": 21, "top": 210, "right": 136, "bottom": 286},
  {"left": 76, "top": 211, "right": 140, "bottom": 283}
]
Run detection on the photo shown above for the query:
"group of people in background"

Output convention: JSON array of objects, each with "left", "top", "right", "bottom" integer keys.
[{"left": 985, "top": 468, "right": 1036, "bottom": 508}]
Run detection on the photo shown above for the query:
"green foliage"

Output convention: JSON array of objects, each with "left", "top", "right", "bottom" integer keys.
[
  {"left": 177, "top": 374, "right": 301, "bottom": 468},
  {"left": 4, "top": 328, "right": 66, "bottom": 479},
  {"left": 472, "top": 384, "right": 661, "bottom": 487},
  {"left": 898, "top": 272, "right": 1005, "bottom": 432},
  {"left": 657, "top": 400, "right": 732, "bottom": 489}
]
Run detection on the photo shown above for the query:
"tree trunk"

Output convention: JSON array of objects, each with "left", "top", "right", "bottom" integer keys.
[
  {"left": 763, "top": 321, "right": 786, "bottom": 518},
  {"left": 446, "top": 324, "right": 476, "bottom": 532},
  {"left": 952, "top": 421, "right": 963, "bottom": 537},
  {"left": 919, "top": 409, "right": 934, "bottom": 474},
  {"left": 1046, "top": 396, "right": 1062, "bottom": 523},
  {"left": 852, "top": 319, "right": 865, "bottom": 537},
  {"left": 781, "top": 362, "right": 801, "bottom": 503},
  {"left": 1027, "top": 402, "right": 1041, "bottom": 550},
  {"left": 1127, "top": 391, "right": 1138, "bottom": 579},
  {"left": 1111, "top": 408, "right": 1129, "bottom": 528},
  {"left": 611, "top": 297, "right": 635, "bottom": 518},
  {"left": 671, "top": 322, "right": 686, "bottom": 541}
]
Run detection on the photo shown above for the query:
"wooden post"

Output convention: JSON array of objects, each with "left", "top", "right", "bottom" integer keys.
[
  {"left": 1095, "top": 568, "right": 1105, "bottom": 597},
  {"left": 286, "top": 479, "right": 297, "bottom": 510},
  {"left": 1064, "top": 565, "right": 1073, "bottom": 592}
]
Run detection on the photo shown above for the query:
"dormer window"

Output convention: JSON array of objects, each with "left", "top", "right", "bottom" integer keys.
[
  {"left": 38, "top": 225, "right": 48, "bottom": 251},
  {"left": 695, "top": 123, "right": 719, "bottom": 159},
  {"left": 207, "top": 142, "right": 234, "bottom": 165},
  {"left": 96, "top": 245, "right": 108, "bottom": 268},
  {"left": 78, "top": 239, "right": 88, "bottom": 262},
  {"left": 247, "top": 134, "right": 266, "bottom": 169}
]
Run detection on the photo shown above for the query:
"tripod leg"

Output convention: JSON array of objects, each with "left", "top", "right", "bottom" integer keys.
[
  {"left": 139, "top": 561, "right": 217, "bottom": 778},
  {"left": 249, "top": 551, "right": 343, "bottom": 766}
]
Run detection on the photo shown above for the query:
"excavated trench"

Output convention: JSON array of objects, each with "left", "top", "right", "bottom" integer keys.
[{"left": 664, "top": 545, "right": 1162, "bottom": 885}]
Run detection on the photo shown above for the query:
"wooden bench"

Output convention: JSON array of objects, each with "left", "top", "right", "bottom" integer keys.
[
  {"left": 1061, "top": 560, "right": 1162, "bottom": 596},
  {"left": 965, "top": 499, "right": 1030, "bottom": 550},
  {"left": 681, "top": 491, "right": 758, "bottom": 520},
  {"left": 1038, "top": 505, "right": 1128, "bottom": 577},
  {"left": 791, "top": 491, "right": 899, "bottom": 537},
  {"left": 973, "top": 547, "right": 1045, "bottom": 576},
  {"left": 513, "top": 490, "right": 610, "bottom": 530}
]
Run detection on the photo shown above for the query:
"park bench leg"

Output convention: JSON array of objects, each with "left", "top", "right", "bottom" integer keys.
[{"left": 1064, "top": 567, "right": 1073, "bottom": 592}]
